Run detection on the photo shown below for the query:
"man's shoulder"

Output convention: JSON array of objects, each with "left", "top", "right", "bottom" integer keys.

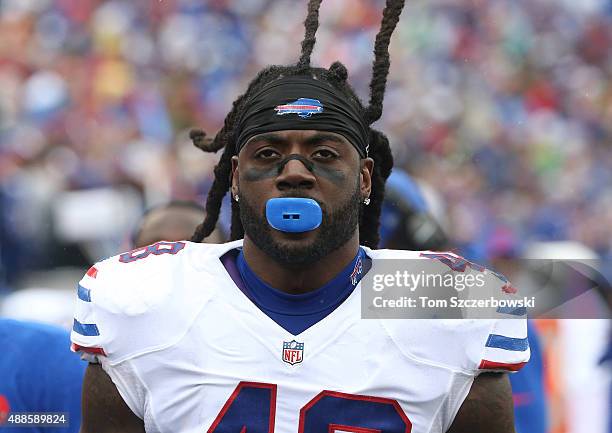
[
  {"left": 365, "top": 247, "right": 490, "bottom": 270},
  {"left": 70, "top": 240, "right": 243, "bottom": 363},
  {"left": 364, "top": 248, "right": 513, "bottom": 294},
  {"left": 365, "top": 248, "right": 530, "bottom": 374},
  {"left": 92, "top": 240, "right": 242, "bottom": 285},
  {"left": 381, "top": 318, "right": 529, "bottom": 375},
  {"left": 362, "top": 247, "right": 423, "bottom": 260}
]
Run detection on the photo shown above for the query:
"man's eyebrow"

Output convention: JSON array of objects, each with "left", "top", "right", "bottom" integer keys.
[
  {"left": 304, "top": 133, "right": 348, "bottom": 146},
  {"left": 246, "top": 133, "right": 289, "bottom": 146},
  {"left": 246, "top": 132, "right": 349, "bottom": 147}
]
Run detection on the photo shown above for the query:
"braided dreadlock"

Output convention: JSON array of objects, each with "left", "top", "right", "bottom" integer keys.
[{"left": 190, "top": 0, "right": 405, "bottom": 248}]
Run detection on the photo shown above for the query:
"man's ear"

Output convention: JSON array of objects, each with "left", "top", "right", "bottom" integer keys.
[
  {"left": 231, "top": 156, "right": 239, "bottom": 198},
  {"left": 360, "top": 157, "right": 374, "bottom": 198}
]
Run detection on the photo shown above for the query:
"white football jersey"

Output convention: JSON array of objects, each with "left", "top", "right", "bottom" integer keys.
[{"left": 71, "top": 240, "right": 529, "bottom": 433}]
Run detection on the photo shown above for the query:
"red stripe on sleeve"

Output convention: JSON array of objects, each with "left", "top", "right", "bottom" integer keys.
[
  {"left": 86, "top": 266, "right": 98, "bottom": 279},
  {"left": 478, "top": 359, "right": 526, "bottom": 371},
  {"left": 71, "top": 343, "right": 107, "bottom": 356}
]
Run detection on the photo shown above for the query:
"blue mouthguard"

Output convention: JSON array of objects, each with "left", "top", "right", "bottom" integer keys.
[{"left": 266, "top": 198, "right": 322, "bottom": 233}]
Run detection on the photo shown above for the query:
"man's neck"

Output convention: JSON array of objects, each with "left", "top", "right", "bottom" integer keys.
[{"left": 241, "top": 235, "right": 360, "bottom": 295}]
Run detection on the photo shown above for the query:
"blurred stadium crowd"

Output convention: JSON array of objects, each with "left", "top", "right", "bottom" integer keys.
[
  {"left": 1, "top": 0, "right": 611, "bottom": 286},
  {"left": 1, "top": 0, "right": 611, "bottom": 432}
]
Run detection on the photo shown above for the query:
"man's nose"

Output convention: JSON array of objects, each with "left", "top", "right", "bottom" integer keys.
[{"left": 276, "top": 158, "right": 316, "bottom": 191}]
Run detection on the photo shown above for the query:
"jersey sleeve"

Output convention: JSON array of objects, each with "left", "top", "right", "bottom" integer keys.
[
  {"left": 473, "top": 318, "right": 529, "bottom": 372},
  {"left": 371, "top": 249, "right": 531, "bottom": 375},
  {"left": 71, "top": 264, "right": 108, "bottom": 362},
  {"left": 462, "top": 260, "right": 530, "bottom": 374},
  {"left": 70, "top": 241, "right": 214, "bottom": 365}
]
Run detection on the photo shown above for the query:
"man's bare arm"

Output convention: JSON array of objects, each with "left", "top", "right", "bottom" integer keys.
[
  {"left": 447, "top": 372, "right": 515, "bottom": 433},
  {"left": 80, "top": 364, "right": 145, "bottom": 433}
]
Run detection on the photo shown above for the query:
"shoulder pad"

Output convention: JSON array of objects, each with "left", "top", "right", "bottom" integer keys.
[
  {"left": 370, "top": 249, "right": 530, "bottom": 373},
  {"left": 70, "top": 241, "right": 240, "bottom": 364}
]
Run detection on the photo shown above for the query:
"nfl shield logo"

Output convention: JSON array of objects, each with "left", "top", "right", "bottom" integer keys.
[{"left": 282, "top": 340, "right": 304, "bottom": 365}]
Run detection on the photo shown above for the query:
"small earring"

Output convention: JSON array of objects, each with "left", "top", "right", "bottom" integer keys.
[
  {"left": 363, "top": 197, "right": 370, "bottom": 206},
  {"left": 234, "top": 195, "right": 240, "bottom": 202}
]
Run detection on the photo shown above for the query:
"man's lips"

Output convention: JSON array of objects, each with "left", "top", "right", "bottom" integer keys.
[{"left": 273, "top": 193, "right": 324, "bottom": 207}]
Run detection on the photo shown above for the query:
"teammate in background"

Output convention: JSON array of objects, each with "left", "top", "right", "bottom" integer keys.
[
  {"left": 486, "top": 231, "right": 549, "bottom": 433},
  {"left": 378, "top": 169, "right": 448, "bottom": 251},
  {"left": 131, "top": 200, "right": 225, "bottom": 248},
  {"left": 72, "top": 1, "right": 529, "bottom": 432},
  {"left": 511, "top": 321, "right": 548, "bottom": 433},
  {"left": 0, "top": 319, "right": 85, "bottom": 433}
]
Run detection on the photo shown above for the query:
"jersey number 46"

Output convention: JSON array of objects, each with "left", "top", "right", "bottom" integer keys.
[{"left": 208, "top": 381, "right": 411, "bottom": 433}]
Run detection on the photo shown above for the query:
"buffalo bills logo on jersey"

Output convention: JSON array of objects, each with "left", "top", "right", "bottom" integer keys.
[
  {"left": 274, "top": 98, "right": 323, "bottom": 118},
  {"left": 350, "top": 256, "right": 363, "bottom": 286},
  {"left": 282, "top": 340, "right": 304, "bottom": 365}
]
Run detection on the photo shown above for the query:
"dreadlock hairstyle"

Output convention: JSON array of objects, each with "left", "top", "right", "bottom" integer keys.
[{"left": 190, "top": 0, "right": 405, "bottom": 248}]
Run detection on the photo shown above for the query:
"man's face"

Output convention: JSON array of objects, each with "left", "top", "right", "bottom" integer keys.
[{"left": 231, "top": 130, "right": 373, "bottom": 266}]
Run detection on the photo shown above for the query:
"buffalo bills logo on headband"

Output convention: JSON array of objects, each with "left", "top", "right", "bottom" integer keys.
[{"left": 274, "top": 98, "right": 323, "bottom": 118}]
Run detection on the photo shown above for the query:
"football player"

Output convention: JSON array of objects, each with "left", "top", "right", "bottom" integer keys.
[
  {"left": 0, "top": 319, "right": 86, "bottom": 433},
  {"left": 72, "top": 1, "right": 529, "bottom": 432},
  {"left": 378, "top": 168, "right": 448, "bottom": 251}
]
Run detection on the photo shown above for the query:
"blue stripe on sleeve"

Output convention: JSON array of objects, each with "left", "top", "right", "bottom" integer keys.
[
  {"left": 496, "top": 306, "right": 527, "bottom": 316},
  {"left": 77, "top": 284, "right": 91, "bottom": 302},
  {"left": 73, "top": 319, "right": 99, "bottom": 336},
  {"left": 486, "top": 334, "right": 529, "bottom": 351}
]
